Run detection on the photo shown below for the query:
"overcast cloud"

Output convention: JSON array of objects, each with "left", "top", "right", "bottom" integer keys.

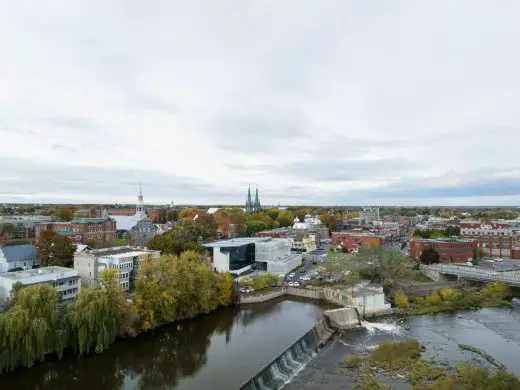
[{"left": 1, "top": 0, "right": 520, "bottom": 206}]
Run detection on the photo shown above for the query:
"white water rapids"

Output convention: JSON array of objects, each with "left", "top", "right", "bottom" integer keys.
[{"left": 360, "top": 320, "right": 405, "bottom": 335}]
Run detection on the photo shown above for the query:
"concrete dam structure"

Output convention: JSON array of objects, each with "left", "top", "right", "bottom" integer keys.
[
  {"left": 239, "top": 317, "right": 336, "bottom": 390},
  {"left": 323, "top": 307, "right": 360, "bottom": 329}
]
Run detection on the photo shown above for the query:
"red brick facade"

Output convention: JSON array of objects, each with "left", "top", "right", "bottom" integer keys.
[
  {"left": 35, "top": 219, "right": 116, "bottom": 245},
  {"left": 331, "top": 232, "right": 387, "bottom": 248},
  {"left": 409, "top": 238, "right": 477, "bottom": 263}
]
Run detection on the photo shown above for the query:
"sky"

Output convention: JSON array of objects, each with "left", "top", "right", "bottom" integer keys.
[{"left": 1, "top": 1, "right": 520, "bottom": 206}]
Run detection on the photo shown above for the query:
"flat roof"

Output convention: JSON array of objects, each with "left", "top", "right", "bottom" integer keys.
[
  {"left": 84, "top": 246, "right": 158, "bottom": 257},
  {"left": 411, "top": 237, "right": 477, "bottom": 243},
  {"left": 204, "top": 237, "right": 271, "bottom": 248},
  {"left": 0, "top": 266, "right": 78, "bottom": 282}
]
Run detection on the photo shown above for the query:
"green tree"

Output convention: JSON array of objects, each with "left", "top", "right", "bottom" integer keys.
[
  {"left": 476, "top": 247, "right": 487, "bottom": 260},
  {"left": 420, "top": 248, "right": 440, "bottom": 265},
  {"left": 320, "top": 214, "right": 337, "bottom": 231},
  {"left": 0, "top": 223, "right": 18, "bottom": 239},
  {"left": 0, "top": 284, "right": 59, "bottom": 372},
  {"left": 266, "top": 208, "right": 281, "bottom": 220},
  {"left": 37, "top": 230, "right": 77, "bottom": 267},
  {"left": 277, "top": 212, "right": 294, "bottom": 228},
  {"left": 53, "top": 207, "right": 74, "bottom": 222}
]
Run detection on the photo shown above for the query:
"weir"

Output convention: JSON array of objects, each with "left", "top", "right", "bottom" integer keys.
[{"left": 239, "top": 317, "right": 336, "bottom": 390}]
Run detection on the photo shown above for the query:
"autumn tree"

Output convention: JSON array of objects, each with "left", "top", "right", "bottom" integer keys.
[
  {"left": 276, "top": 211, "right": 294, "bottom": 228},
  {"left": 0, "top": 223, "right": 18, "bottom": 239},
  {"left": 53, "top": 207, "right": 74, "bottom": 222},
  {"left": 37, "top": 230, "right": 76, "bottom": 267},
  {"left": 320, "top": 214, "right": 337, "bottom": 231}
]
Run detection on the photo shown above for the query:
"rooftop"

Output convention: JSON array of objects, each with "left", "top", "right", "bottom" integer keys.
[
  {"left": 411, "top": 237, "right": 477, "bottom": 243},
  {"left": 204, "top": 237, "right": 271, "bottom": 248},
  {"left": 0, "top": 266, "right": 78, "bottom": 282},
  {"left": 81, "top": 246, "right": 158, "bottom": 257},
  {"left": 0, "top": 244, "right": 36, "bottom": 263}
]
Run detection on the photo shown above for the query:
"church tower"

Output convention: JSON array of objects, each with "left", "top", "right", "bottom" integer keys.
[
  {"left": 253, "top": 186, "right": 261, "bottom": 212},
  {"left": 136, "top": 183, "right": 146, "bottom": 219},
  {"left": 245, "top": 185, "right": 253, "bottom": 213}
]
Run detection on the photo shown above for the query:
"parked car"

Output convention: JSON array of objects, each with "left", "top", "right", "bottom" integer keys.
[
  {"left": 288, "top": 282, "right": 295, "bottom": 287},
  {"left": 293, "top": 282, "right": 300, "bottom": 287}
]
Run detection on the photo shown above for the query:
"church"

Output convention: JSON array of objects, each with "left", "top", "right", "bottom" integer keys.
[
  {"left": 245, "top": 185, "right": 261, "bottom": 213},
  {"left": 111, "top": 186, "right": 159, "bottom": 245}
]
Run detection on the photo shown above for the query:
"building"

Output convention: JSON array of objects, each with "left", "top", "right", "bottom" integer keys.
[
  {"left": 204, "top": 237, "right": 302, "bottom": 276},
  {"left": 0, "top": 215, "right": 53, "bottom": 240},
  {"left": 35, "top": 210, "right": 116, "bottom": 245},
  {"left": 409, "top": 238, "right": 478, "bottom": 263},
  {"left": 73, "top": 246, "right": 160, "bottom": 291},
  {"left": 359, "top": 207, "right": 380, "bottom": 225},
  {"left": 257, "top": 227, "right": 323, "bottom": 250},
  {"left": 90, "top": 206, "right": 162, "bottom": 223},
  {"left": 461, "top": 225, "right": 514, "bottom": 258},
  {"left": 110, "top": 187, "right": 160, "bottom": 244},
  {"left": 0, "top": 266, "right": 80, "bottom": 304},
  {"left": 0, "top": 244, "right": 37, "bottom": 273},
  {"left": 331, "top": 232, "right": 389, "bottom": 248},
  {"left": 291, "top": 234, "right": 317, "bottom": 253},
  {"left": 245, "top": 186, "right": 261, "bottom": 213}
]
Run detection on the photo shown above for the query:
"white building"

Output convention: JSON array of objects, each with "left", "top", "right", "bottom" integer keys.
[
  {"left": 0, "top": 244, "right": 37, "bottom": 273},
  {"left": 0, "top": 266, "right": 80, "bottom": 304},
  {"left": 74, "top": 246, "right": 160, "bottom": 291},
  {"left": 204, "top": 237, "right": 302, "bottom": 276}
]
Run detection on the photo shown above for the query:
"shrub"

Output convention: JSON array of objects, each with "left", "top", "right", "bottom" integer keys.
[
  {"left": 440, "top": 288, "right": 460, "bottom": 302},
  {"left": 395, "top": 291, "right": 409, "bottom": 308},
  {"left": 481, "top": 282, "right": 512, "bottom": 301},
  {"left": 413, "top": 296, "right": 425, "bottom": 305},
  {"left": 425, "top": 290, "right": 441, "bottom": 306},
  {"left": 408, "top": 359, "right": 446, "bottom": 385},
  {"left": 343, "top": 354, "right": 362, "bottom": 368},
  {"left": 370, "top": 340, "right": 421, "bottom": 369}
]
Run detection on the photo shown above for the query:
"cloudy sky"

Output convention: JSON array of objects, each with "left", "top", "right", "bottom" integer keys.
[{"left": 1, "top": 1, "right": 520, "bottom": 206}]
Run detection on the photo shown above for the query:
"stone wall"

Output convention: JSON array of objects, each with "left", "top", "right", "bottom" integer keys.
[
  {"left": 240, "top": 289, "right": 286, "bottom": 304},
  {"left": 324, "top": 307, "right": 360, "bottom": 329}
]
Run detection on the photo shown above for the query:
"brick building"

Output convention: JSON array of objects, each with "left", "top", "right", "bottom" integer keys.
[
  {"left": 331, "top": 232, "right": 389, "bottom": 248},
  {"left": 409, "top": 238, "right": 477, "bottom": 263},
  {"left": 90, "top": 206, "right": 162, "bottom": 222},
  {"left": 461, "top": 226, "right": 515, "bottom": 258},
  {"left": 35, "top": 210, "right": 116, "bottom": 245}
]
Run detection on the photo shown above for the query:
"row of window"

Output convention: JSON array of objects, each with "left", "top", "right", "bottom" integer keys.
[
  {"left": 52, "top": 279, "right": 78, "bottom": 287},
  {"left": 120, "top": 281, "right": 129, "bottom": 289},
  {"left": 463, "top": 231, "right": 510, "bottom": 236},
  {"left": 58, "top": 288, "right": 78, "bottom": 297},
  {"left": 109, "top": 262, "right": 132, "bottom": 270},
  {"left": 120, "top": 272, "right": 130, "bottom": 279}
]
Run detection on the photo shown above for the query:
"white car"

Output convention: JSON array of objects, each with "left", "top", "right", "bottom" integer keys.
[
  {"left": 293, "top": 282, "right": 300, "bottom": 287},
  {"left": 301, "top": 276, "right": 311, "bottom": 281},
  {"left": 288, "top": 282, "right": 295, "bottom": 287},
  {"left": 288, "top": 273, "right": 296, "bottom": 278}
]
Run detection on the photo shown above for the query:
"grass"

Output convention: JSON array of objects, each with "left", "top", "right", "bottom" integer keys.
[
  {"left": 342, "top": 354, "right": 362, "bottom": 368},
  {"left": 396, "top": 282, "right": 513, "bottom": 316},
  {"left": 368, "top": 339, "right": 422, "bottom": 369},
  {"left": 341, "top": 340, "right": 520, "bottom": 390}
]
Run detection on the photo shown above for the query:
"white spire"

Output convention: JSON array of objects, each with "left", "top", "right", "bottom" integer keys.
[{"left": 136, "top": 183, "right": 146, "bottom": 219}]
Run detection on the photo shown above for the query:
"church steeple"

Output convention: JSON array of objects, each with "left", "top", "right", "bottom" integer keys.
[
  {"left": 254, "top": 186, "right": 261, "bottom": 212},
  {"left": 136, "top": 183, "right": 146, "bottom": 219},
  {"left": 246, "top": 185, "right": 253, "bottom": 213}
]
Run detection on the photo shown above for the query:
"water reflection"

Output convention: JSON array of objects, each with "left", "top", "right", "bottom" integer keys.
[{"left": 0, "top": 299, "right": 326, "bottom": 390}]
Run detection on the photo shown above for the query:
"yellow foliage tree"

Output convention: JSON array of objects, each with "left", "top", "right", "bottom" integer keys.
[{"left": 395, "top": 290, "right": 409, "bottom": 308}]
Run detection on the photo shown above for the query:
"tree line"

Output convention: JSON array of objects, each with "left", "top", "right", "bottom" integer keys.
[{"left": 0, "top": 251, "right": 235, "bottom": 373}]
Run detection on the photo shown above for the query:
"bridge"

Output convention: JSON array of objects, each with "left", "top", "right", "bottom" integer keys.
[{"left": 421, "top": 264, "right": 520, "bottom": 287}]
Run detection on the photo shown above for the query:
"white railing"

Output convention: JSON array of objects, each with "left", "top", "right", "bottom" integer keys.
[{"left": 422, "top": 264, "right": 520, "bottom": 286}]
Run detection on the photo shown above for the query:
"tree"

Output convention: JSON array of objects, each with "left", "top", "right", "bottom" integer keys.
[
  {"left": 266, "top": 208, "right": 281, "bottom": 221},
  {"left": 420, "top": 247, "right": 440, "bottom": 265},
  {"left": 320, "top": 214, "right": 337, "bottom": 231},
  {"left": 276, "top": 212, "right": 294, "bottom": 228},
  {"left": 37, "top": 230, "right": 76, "bottom": 267},
  {"left": 0, "top": 284, "right": 59, "bottom": 372},
  {"left": 476, "top": 247, "right": 487, "bottom": 261},
  {"left": 444, "top": 226, "right": 461, "bottom": 237},
  {"left": 53, "top": 207, "right": 74, "bottom": 222},
  {"left": 0, "top": 223, "right": 18, "bottom": 239}
]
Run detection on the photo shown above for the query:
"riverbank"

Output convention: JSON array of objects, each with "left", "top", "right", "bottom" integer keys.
[
  {"left": 394, "top": 281, "right": 513, "bottom": 316},
  {"left": 285, "top": 301, "right": 520, "bottom": 389}
]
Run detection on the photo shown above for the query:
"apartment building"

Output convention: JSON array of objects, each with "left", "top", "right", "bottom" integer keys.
[
  {"left": 461, "top": 225, "right": 514, "bottom": 258},
  {"left": 410, "top": 238, "right": 477, "bottom": 263},
  {"left": 74, "top": 246, "right": 160, "bottom": 291},
  {"left": 0, "top": 266, "right": 80, "bottom": 304}
]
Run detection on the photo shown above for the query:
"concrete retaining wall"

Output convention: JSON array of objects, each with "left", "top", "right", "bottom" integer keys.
[
  {"left": 324, "top": 307, "right": 360, "bottom": 329},
  {"left": 240, "top": 289, "right": 286, "bottom": 304}
]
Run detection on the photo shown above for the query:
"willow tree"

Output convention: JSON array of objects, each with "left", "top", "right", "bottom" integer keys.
[
  {"left": 0, "top": 284, "right": 59, "bottom": 373},
  {"left": 66, "top": 269, "right": 133, "bottom": 355}
]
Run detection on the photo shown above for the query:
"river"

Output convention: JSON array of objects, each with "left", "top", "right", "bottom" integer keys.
[
  {"left": 286, "top": 298, "right": 520, "bottom": 389},
  {"left": 1, "top": 298, "right": 519, "bottom": 390},
  {"left": 0, "top": 297, "right": 336, "bottom": 390}
]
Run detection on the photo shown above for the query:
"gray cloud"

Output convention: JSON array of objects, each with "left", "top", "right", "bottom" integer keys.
[{"left": 1, "top": 1, "right": 520, "bottom": 205}]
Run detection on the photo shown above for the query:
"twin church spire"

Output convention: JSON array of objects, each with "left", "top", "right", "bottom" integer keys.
[{"left": 246, "top": 185, "right": 261, "bottom": 213}]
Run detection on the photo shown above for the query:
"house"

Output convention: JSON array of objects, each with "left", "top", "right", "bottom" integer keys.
[{"left": 0, "top": 244, "right": 37, "bottom": 273}]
